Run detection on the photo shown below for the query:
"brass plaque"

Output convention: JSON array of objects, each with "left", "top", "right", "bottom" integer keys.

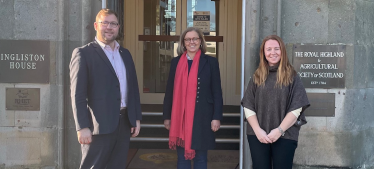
[
  {"left": 304, "top": 93, "right": 335, "bottom": 117},
  {"left": 293, "top": 44, "right": 346, "bottom": 88},
  {"left": 6, "top": 88, "right": 40, "bottom": 111},
  {"left": 0, "top": 40, "right": 50, "bottom": 83}
]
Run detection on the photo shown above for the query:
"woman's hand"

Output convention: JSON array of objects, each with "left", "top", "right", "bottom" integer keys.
[
  {"left": 254, "top": 128, "right": 272, "bottom": 144},
  {"left": 211, "top": 120, "right": 220, "bottom": 132},
  {"left": 267, "top": 128, "right": 282, "bottom": 143},
  {"left": 164, "top": 120, "right": 171, "bottom": 130}
]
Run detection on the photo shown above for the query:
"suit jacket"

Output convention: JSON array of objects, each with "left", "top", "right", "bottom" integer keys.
[
  {"left": 163, "top": 53, "right": 223, "bottom": 150},
  {"left": 70, "top": 40, "right": 142, "bottom": 135}
]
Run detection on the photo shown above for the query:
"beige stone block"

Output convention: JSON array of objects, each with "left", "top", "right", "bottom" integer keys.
[
  {"left": 6, "top": 137, "right": 41, "bottom": 161},
  {"left": 0, "top": 127, "right": 57, "bottom": 166},
  {"left": 295, "top": 132, "right": 352, "bottom": 167},
  {"left": 0, "top": 84, "right": 16, "bottom": 127},
  {"left": 0, "top": 111, "right": 15, "bottom": 127},
  {"left": 15, "top": 111, "right": 41, "bottom": 127}
]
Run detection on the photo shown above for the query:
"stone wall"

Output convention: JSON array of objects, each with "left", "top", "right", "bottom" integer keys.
[
  {"left": 0, "top": 0, "right": 102, "bottom": 168},
  {"left": 244, "top": 0, "right": 374, "bottom": 168},
  {"left": 0, "top": 0, "right": 373, "bottom": 168}
]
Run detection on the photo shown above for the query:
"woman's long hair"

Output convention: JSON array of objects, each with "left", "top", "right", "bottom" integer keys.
[
  {"left": 177, "top": 27, "right": 207, "bottom": 56},
  {"left": 254, "top": 35, "right": 296, "bottom": 87}
]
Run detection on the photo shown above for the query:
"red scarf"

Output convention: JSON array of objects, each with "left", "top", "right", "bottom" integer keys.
[{"left": 169, "top": 50, "right": 201, "bottom": 160}]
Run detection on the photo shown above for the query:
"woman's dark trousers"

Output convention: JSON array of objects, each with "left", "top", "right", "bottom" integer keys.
[
  {"left": 176, "top": 146, "right": 208, "bottom": 169},
  {"left": 247, "top": 135, "right": 297, "bottom": 169}
]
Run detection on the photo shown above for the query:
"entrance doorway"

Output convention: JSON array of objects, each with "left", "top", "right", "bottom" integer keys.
[
  {"left": 122, "top": 0, "right": 242, "bottom": 105},
  {"left": 118, "top": 1, "right": 243, "bottom": 166}
]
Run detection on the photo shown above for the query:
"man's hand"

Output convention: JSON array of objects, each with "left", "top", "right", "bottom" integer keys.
[
  {"left": 211, "top": 120, "right": 220, "bottom": 132},
  {"left": 164, "top": 120, "right": 171, "bottom": 130},
  {"left": 131, "top": 120, "right": 141, "bottom": 137},
  {"left": 77, "top": 128, "right": 92, "bottom": 144}
]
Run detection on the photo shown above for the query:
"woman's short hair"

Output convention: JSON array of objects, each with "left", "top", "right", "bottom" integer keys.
[{"left": 177, "top": 27, "right": 207, "bottom": 56}]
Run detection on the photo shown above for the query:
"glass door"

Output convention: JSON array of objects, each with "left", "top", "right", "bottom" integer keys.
[
  {"left": 123, "top": 0, "right": 241, "bottom": 105},
  {"left": 186, "top": 0, "right": 219, "bottom": 58},
  {"left": 142, "top": 0, "right": 178, "bottom": 94},
  {"left": 137, "top": 0, "right": 223, "bottom": 104},
  {"left": 138, "top": 0, "right": 179, "bottom": 103}
]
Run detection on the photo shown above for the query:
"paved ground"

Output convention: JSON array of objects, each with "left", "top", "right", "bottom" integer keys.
[{"left": 127, "top": 149, "right": 239, "bottom": 169}]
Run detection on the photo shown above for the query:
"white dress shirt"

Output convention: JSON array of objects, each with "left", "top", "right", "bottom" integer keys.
[{"left": 95, "top": 37, "right": 128, "bottom": 108}]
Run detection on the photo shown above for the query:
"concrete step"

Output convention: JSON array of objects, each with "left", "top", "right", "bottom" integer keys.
[
  {"left": 141, "top": 123, "right": 240, "bottom": 129},
  {"left": 142, "top": 112, "right": 241, "bottom": 117},
  {"left": 127, "top": 149, "right": 239, "bottom": 169},
  {"left": 130, "top": 137, "right": 240, "bottom": 143}
]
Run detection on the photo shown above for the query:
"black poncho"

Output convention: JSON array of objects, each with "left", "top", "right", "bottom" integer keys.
[{"left": 241, "top": 65, "right": 310, "bottom": 141}]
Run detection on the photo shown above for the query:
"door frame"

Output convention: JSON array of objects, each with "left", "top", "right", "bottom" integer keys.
[{"left": 123, "top": 0, "right": 241, "bottom": 105}]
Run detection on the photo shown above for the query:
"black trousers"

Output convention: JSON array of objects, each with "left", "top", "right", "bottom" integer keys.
[
  {"left": 247, "top": 135, "right": 297, "bottom": 169},
  {"left": 80, "top": 108, "right": 131, "bottom": 169}
]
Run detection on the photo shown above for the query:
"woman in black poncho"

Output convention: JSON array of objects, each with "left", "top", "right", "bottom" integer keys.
[{"left": 241, "top": 35, "right": 310, "bottom": 169}]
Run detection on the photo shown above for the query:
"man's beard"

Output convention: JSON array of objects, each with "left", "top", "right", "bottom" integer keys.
[{"left": 101, "top": 32, "right": 117, "bottom": 42}]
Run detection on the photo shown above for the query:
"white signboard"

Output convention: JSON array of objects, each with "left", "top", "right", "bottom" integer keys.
[{"left": 193, "top": 11, "right": 210, "bottom": 35}]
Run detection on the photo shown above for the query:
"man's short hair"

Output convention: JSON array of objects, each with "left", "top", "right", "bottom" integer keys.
[{"left": 96, "top": 8, "right": 118, "bottom": 22}]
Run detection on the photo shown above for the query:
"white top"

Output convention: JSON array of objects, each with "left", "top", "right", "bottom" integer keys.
[
  {"left": 244, "top": 107, "right": 302, "bottom": 118},
  {"left": 95, "top": 37, "right": 128, "bottom": 108}
]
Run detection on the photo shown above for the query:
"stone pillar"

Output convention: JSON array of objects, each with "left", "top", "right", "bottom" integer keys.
[
  {"left": 64, "top": 1, "right": 101, "bottom": 168},
  {"left": 243, "top": 0, "right": 374, "bottom": 168},
  {"left": 0, "top": 0, "right": 102, "bottom": 168},
  {"left": 0, "top": 0, "right": 66, "bottom": 168}
]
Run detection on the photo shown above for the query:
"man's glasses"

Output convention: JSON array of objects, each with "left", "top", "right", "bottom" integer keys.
[
  {"left": 98, "top": 21, "right": 119, "bottom": 28},
  {"left": 184, "top": 37, "right": 200, "bottom": 43}
]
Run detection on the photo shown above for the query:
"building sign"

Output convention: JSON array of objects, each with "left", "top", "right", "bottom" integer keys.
[
  {"left": 293, "top": 44, "right": 346, "bottom": 88},
  {"left": 6, "top": 88, "right": 40, "bottom": 111},
  {"left": 193, "top": 11, "right": 210, "bottom": 35},
  {"left": 0, "top": 40, "right": 50, "bottom": 83},
  {"left": 304, "top": 93, "right": 335, "bottom": 117}
]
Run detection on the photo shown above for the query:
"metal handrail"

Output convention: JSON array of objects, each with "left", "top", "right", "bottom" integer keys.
[
  {"left": 141, "top": 124, "right": 240, "bottom": 129},
  {"left": 240, "top": 0, "right": 247, "bottom": 168},
  {"left": 130, "top": 137, "right": 240, "bottom": 143}
]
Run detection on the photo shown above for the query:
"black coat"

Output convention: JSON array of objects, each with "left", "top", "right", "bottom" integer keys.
[
  {"left": 70, "top": 41, "right": 142, "bottom": 135},
  {"left": 163, "top": 53, "right": 223, "bottom": 150}
]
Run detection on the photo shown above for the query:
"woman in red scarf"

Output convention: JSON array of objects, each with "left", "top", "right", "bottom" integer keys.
[{"left": 163, "top": 27, "right": 223, "bottom": 169}]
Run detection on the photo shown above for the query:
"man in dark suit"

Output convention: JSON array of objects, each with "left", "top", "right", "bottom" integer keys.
[{"left": 70, "top": 9, "right": 142, "bottom": 169}]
